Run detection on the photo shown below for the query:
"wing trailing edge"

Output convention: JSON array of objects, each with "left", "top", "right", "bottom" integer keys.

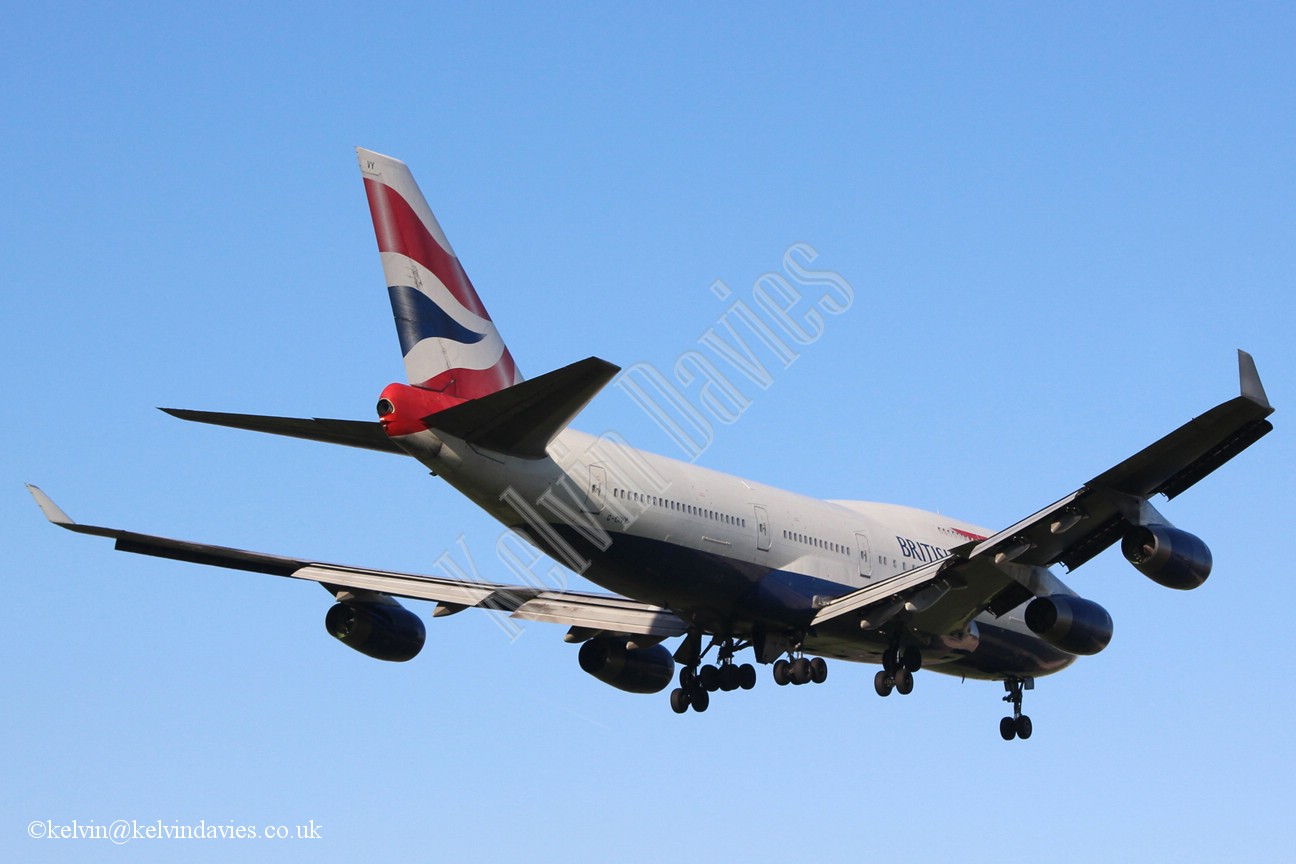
[{"left": 1089, "top": 349, "right": 1274, "bottom": 500}]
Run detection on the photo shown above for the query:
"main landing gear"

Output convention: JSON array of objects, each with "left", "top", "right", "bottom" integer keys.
[
  {"left": 771, "top": 654, "right": 827, "bottom": 686},
  {"left": 873, "top": 644, "right": 922, "bottom": 697},
  {"left": 669, "top": 638, "right": 757, "bottom": 714},
  {"left": 999, "top": 676, "right": 1034, "bottom": 741}
]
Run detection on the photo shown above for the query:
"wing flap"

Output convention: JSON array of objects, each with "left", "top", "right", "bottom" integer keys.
[
  {"left": 1089, "top": 350, "right": 1273, "bottom": 500},
  {"left": 513, "top": 592, "right": 687, "bottom": 637}
]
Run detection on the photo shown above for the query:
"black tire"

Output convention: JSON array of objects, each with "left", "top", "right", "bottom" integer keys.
[
  {"left": 874, "top": 670, "right": 893, "bottom": 697},
  {"left": 670, "top": 687, "right": 690, "bottom": 714},
  {"left": 894, "top": 667, "right": 914, "bottom": 695},
  {"left": 679, "top": 667, "right": 696, "bottom": 690},
  {"left": 809, "top": 657, "right": 828, "bottom": 684},
  {"left": 773, "top": 659, "right": 790, "bottom": 686},
  {"left": 903, "top": 646, "right": 923, "bottom": 672},
  {"left": 720, "top": 663, "right": 740, "bottom": 691},
  {"left": 1000, "top": 717, "right": 1017, "bottom": 740},
  {"left": 691, "top": 687, "right": 710, "bottom": 713},
  {"left": 699, "top": 664, "right": 720, "bottom": 692},
  {"left": 792, "top": 657, "right": 812, "bottom": 685},
  {"left": 738, "top": 663, "right": 757, "bottom": 690},
  {"left": 1015, "top": 715, "right": 1033, "bottom": 740},
  {"left": 882, "top": 646, "right": 900, "bottom": 673}
]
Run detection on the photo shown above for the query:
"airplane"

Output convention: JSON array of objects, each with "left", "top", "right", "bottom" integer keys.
[{"left": 28, "top": 148, "right": 1275, "bottom": 740}]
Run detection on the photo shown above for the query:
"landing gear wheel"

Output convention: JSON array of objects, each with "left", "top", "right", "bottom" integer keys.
[
  {"left": 773, "top": 658, "right": 791, "bottom": 686},
  {"left": 738, "top": 663, "right": 757, "bottom": 690},
  {"left": 699, "top": 664, "right": 720, "bottom": 692},
  {"left": 719, "top": 663, "right": 741, "bottom": 692},
  {"left": 894, "top": 667, "right": 914, "bottom": 695},
  {"left": 1000, "top": 717, "right": 1017, "bottom": 740},
  {"left": 791, "top": 657, "right": 812, "bottom": 685},
  {"left": 670, "top": 688, "right": 690, "bottom": 714},
  {"left": 1000, "top": 676, "right": 1036, "bottom": 740},
  {"left": 874, "top": 670, "right": 894, "bottom": 697},
  {"left": 903, "top": 647, "right": 923, "bottom": 672},
  {"left": 679, "top": 667, "right": 697, "bottom": 690},
  {"left": 809, "top": 657, "right": 828, "bottom": 684},
  {"left": 882, "top": 646, "right": 900, "bottom": 673},
  {"left": 690, "top": 687, "right": 710, "bottom": 713}
]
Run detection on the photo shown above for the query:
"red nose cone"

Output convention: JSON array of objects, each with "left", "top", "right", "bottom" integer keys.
[{"left": 376, "top": 383, "right": 466, "bottom": 437}]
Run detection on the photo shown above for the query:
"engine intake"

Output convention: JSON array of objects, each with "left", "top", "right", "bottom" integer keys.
[
  {"left": 325, "top": 600, "right": 426, "bottom": 662},
  {"left": 1121, "top": 525, "right": 1212, "bottom": 590},
  {"left": 578, "top": 638, "right": 675, "bottom": 694},
  {"left": 1025, "top": 595, "right": 1113, "bottom": 656}
]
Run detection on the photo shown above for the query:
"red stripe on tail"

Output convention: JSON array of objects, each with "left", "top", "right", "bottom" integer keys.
[{"left": 364, "top": 178, "right": 493, "bottom": 322}]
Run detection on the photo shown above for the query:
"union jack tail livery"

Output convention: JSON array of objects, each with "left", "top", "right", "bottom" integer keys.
[{"left": 359, "top": 148, "right": 522, "bottom": 398}]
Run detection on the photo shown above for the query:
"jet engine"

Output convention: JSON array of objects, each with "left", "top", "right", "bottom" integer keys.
[
  {"left": 1121, "top": 525, "right": 1212, "bottom": 590},
  {"left": 325, "top": 600, "right": 426, "bottom": 662},
  {"left": 1024, "top": 595, "right": 1113, "bottom": 656},
  {"left": 578, "top": 638, "right": 675, "bottom": 694}
]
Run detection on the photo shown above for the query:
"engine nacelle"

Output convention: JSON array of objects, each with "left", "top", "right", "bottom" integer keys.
[
  {"left": 325, "top": 601, "right": 426, "bottom": 662},
  {"left": 578, "top": 638, "right": 675, "bottom": 694},
  {"left": 1025, "top": 595, "right": 1113, "bottom": 656},
  {"left": 1121, "top": 525, "right": 1212, "bottom": 590}
]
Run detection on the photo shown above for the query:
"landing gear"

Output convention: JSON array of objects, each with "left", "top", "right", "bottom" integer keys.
[
  {"left": 999, "top": 676, "right": 1034, "bottom": 740},
  {"left": 874, "top": 643, "right": 921, "bottom": 697},
  {"left": 670, "top": 665, "right": 716, "bottom": 714},
  {"left": 669, "top": 636, "right": 755, "bottom": 713},
  {"left": 772, "top": 652, "right": 828, "bottom": 687},
  {"left": 670, "top": 687, "right": 689, "bottom": 714}
]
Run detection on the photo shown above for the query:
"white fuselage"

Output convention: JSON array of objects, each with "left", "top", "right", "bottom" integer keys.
[{"left": 392, "top": 423, "right": 1077, "bottom": 680}]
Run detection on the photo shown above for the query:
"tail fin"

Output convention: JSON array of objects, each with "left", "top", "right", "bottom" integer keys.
[{"left": 358, "top": 148, "right": 522, "bottom": 398}]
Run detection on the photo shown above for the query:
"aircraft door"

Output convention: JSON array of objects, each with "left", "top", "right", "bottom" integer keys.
[
  {"left": 588, "top": 465, "right": 607, "bottom": 512},
  {"left": 754, "top": 505, "right": 771, "bottom": 551},
  {"left": 855, "top": 531, "right": 872, "bottom": 578}
]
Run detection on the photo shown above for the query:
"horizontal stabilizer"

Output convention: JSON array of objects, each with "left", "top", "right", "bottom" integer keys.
[
  {"left": 424, "top": 356, "right": 620, "bottom": 458},
  {"left": 161, "top": 409, "right": 403, "bottom": 455}
]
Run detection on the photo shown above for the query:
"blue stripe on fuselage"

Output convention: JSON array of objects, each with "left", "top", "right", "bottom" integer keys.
[
  {"left": 530, "top": 524, "right": 851, "bottom": 629},
  {"left": 529, "top": 523, "right": 1077, "bottom": 679}
]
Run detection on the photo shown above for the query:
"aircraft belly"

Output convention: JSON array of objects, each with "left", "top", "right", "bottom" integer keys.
[{"left": 531, "top": 524, "right": 850, "bottom": 631}]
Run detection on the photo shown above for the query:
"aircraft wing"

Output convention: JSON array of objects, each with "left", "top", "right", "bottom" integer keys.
[
  {"left": 26, "top": 485, "right": 687, "bottom": 639},
  {"left": 814, "top": 350, "right": 1274, "bottom": 634}
]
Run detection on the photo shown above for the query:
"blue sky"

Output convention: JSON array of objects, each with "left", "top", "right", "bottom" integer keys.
[{"left": 4, "top": 3, "right": 1293, "bottom": 861}]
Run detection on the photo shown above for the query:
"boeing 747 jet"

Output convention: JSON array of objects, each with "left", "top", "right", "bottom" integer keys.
[{"left": 29, "top": 149, "right": 1275, "bottom": 739}]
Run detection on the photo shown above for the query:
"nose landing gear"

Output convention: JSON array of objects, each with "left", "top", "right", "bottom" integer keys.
[{"left": 999, "top": 676, "right": 1035, "bottom": 740}]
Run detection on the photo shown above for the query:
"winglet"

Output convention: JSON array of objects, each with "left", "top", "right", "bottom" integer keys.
[
  {"left": 1238, "top": 349, "right": 1271, "bottom": 411},
  {"left": 26, "top": 484, "right": 75, "bottom": 527}
]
